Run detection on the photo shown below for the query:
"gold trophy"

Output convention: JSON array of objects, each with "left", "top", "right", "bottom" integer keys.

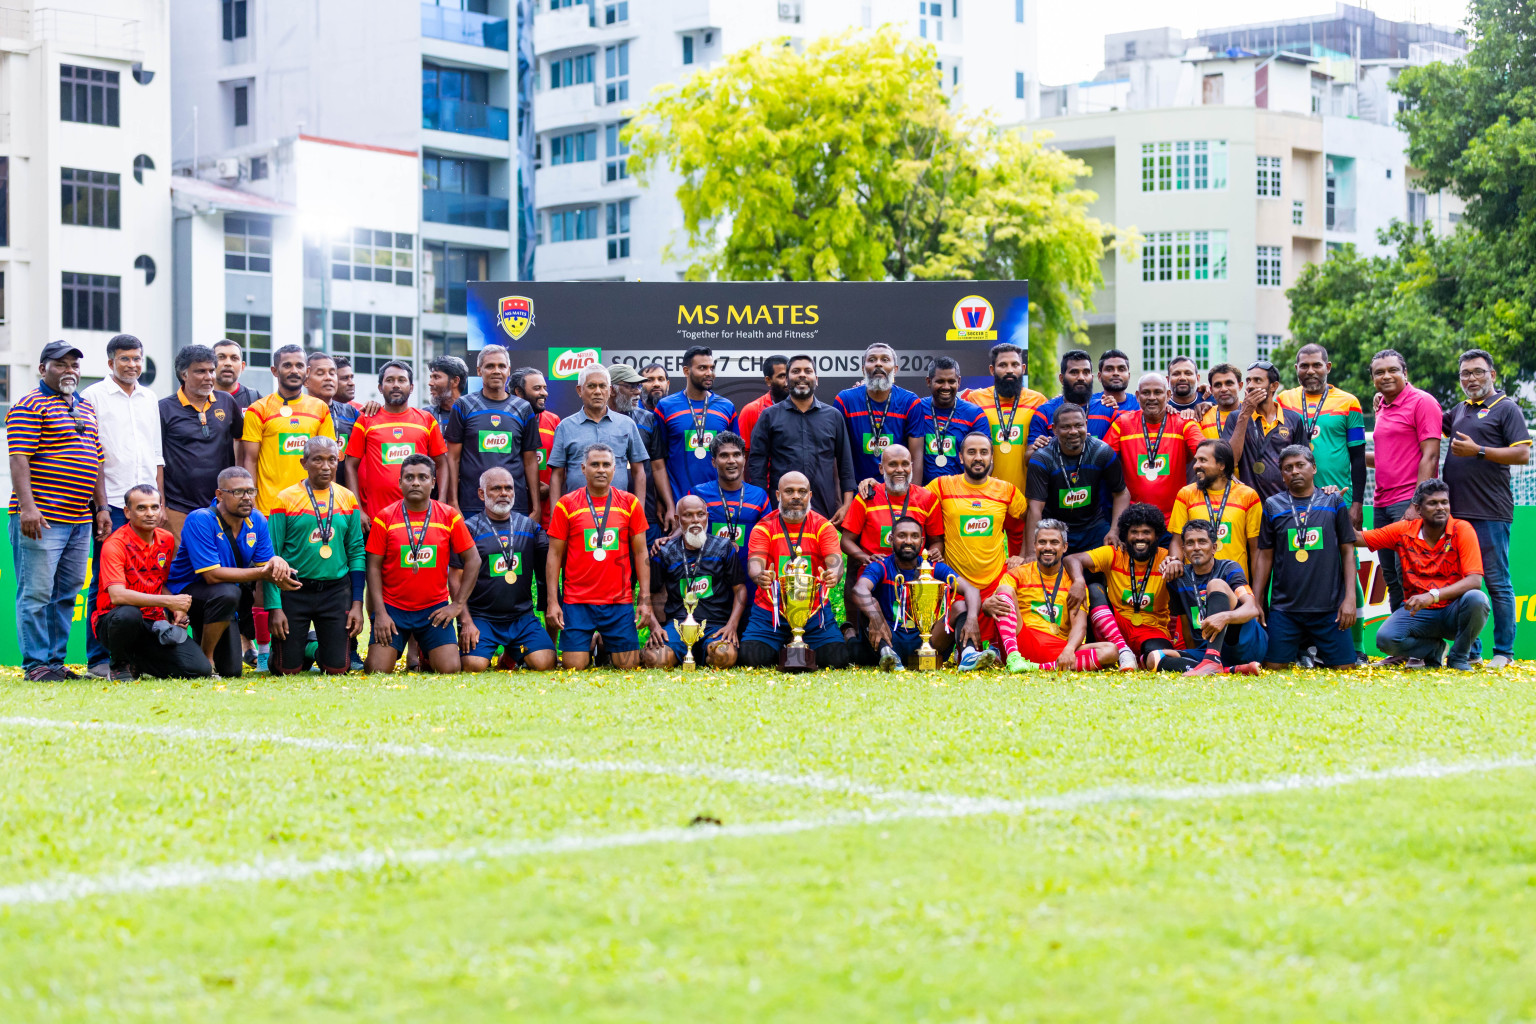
[
  {"left": 776, "top": 552, "right": 822, "bottom": 672},
  {"left": 674, "top": 586, "right": 708, "bottom": 672},
  {"left": 895, "top": 557, "right": 953, "bottom": 670}
]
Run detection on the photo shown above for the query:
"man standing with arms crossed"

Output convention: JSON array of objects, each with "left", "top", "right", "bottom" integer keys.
[
  {"left": 658, "top": 346, "right": 738, "bottom": 500},
  {"left": 1366, "top": 349, "right": 1442, "bottom": 611},
  {"left": 834, "top": 342, "right": 923, "bottom": 487},
  {"left": 913, "top": 356, "right": 985, "bottom": 487},
  {"left": 444, "top": 345, "right": 542, "bottom": 521}
]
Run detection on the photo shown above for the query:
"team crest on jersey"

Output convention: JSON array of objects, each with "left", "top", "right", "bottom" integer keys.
[
  {"left": 391, "top": 427, "right": 404, "bottom": 440},
  {"left": 499, "top": 296, "right": 534, "bottom": 340},
  {"left": 156, "top": 552, "right": 167, "bottom": 569},
  {"left": 490, "top": 414, "right": 502, "bottom": 427},
  {"left": 214, "top": 408, "right": 226, "bottom": 421}
]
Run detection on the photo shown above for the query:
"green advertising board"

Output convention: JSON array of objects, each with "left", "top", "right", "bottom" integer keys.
[{"left": 1, "top": 527, "right": 91, "bottom": 666}]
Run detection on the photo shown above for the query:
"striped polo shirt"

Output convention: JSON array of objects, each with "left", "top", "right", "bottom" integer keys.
[{"left": 5, "top": 382, "right": 104, "bottom": 523}]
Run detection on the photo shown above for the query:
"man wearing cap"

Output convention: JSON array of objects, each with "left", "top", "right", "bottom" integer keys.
[
  {"left": 609, "top": 362, "right": 676, "bottom": 544},
  {"left": 6, "top": 340, "right": 109, "bottom": 681}
]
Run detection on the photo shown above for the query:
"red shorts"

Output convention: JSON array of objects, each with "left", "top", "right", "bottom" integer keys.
[
  {"left": 1016, "top": 627, "right": 1068, "bottom": 663},
  {"left": 972, "top": 577, "right": 1007, "bottom": 644},
  {"left": 1110, "top": 610, "right": 1175, "bottom": 657}
]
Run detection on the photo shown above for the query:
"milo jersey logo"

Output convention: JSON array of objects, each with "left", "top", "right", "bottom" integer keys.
[
  {"left": 536, "top": 447, "right": 550, "bottom": 468},
  {"left": 712, "top": 522, "right": 746, "bottom": 545},
  {"left": 877, "top": 525, "right": 894, "bottom": 549},
  {"left": 1287, "top": 527, "right": 1323, "bottom": 552},
  {"left": 1136, "top": 454, "right": 1170, "bottom": 479},
  {"left": 1201, "top": 519, "right": 1232, "bottom": 543},
  {"left": 1029, "top": 601, "right": 1063, "bottom": 624},
  {"left": 490, "top": 552, "right": 523, "bottom": 576},
  {"left": 401, "top": 545, "right": 438, "bottom": 568},
  {"left": 278, "top": 432, "right": 308, "bottom": 456},
  {"left": 685, "top": 428, "right": 717, "bottom": 452},
  {"left": 583, "top": 527, "right": 621, "bottom": 553},
  {"left": 681, "top": 576, "right": 714, "bottom": 599},
  {"left": 478, "top": 431, "right": 512, "bottom": 453},
  {"left": 925, "top": 434, "right": 956, "bottom": 456},
  {"left": 1059, "top": 486, "right": 1090, "bottom": 509},
  {"left": 990, "top": 423, "right": 1024, "bottom": 444},
  {"left": 959, "top": 514, "right": 995, "bottom": 537},
  {"left": 1119, "top": 588, "right": 1154, "bottom": 610},
  {"left": 382, "top": 442, "right": 416, "bottom": 464},
  {"left": 862, "top": 432, "right": 893, "bottom": 455}
]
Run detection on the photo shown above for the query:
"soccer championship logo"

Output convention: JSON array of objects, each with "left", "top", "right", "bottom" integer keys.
[
  {"left": 946, "top": 294, "right": 997, "bottom": 341},
  {"left": 498, "top": 296, "right": 534, "bottom": 341}
]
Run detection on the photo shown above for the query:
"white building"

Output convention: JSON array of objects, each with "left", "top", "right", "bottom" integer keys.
[
  {"left": 0, "top": 0, "right": 173, "bottom": 405},
  {"left": 530, "top": 0, "right": 1039, "bottom": 283},
  {"left": 1032, "top": 27, "right": 1465, "bottom": 377}
]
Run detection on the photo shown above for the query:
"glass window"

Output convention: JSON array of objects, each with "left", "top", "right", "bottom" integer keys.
[
  {"left": 132, "top": 154, "right": 155, "bottom": 184},
  {"left": 605, "top": 121, "right": 630, "bottom": 181},
  {"left": 1141, "top": 140, "right": 1226, "bottom": 192},
  {"left": 60, "top": 168, "right": 120, "bottom": 229},
  {"left": 327, "top": 311, "right": 412, "bottom": 375},
  {"left": 424, "top": 242, "right": 491, "bottom": 316},
  {"left": 225, "top": 313, "right": 273, "bottom": 367},
  {"left": 233, "top": 85, "right": 249, "bottom": 127},
  {"left": 1293, "top": 199, "right": 1305, "bottom": 225},
  {"left": 59, "top": 65, "right": 120, "bottom": 127},
  {"left": 1015, "top": 0, "right": 1024, "bottom": 20},
  {"left": 1257, "top": 156, "right": 1282, "bottom": 197},
  {"left": 1015, "top": 71, "right": 1024, "bottom": 99},
  {"left": 549, "top": 129, "right": 598, "bottom": 165},
  {"left": 682, "top": 35, "right": 694, "bottom": 65},
  {"left": 330, "top": 228, "right": 413, "bottom": 285},
  {"left": 1142, "top": 321, "right": 1227, "bottom": 372},
  {"left": 1257, "top": 245, "right": 1283, "bottom": 288},
  {"left": 222, "top": 0, "right": 248, "bottom": 40},
  {"left": 422, "top": 154, "right": 490, "bottom": 194},
  {"left": 606, "top": 199, "right": 631, "bottom": 261},
  {"left": 605, "top": 42, "right": 629, "bottom": 103},
  {"left": 549, "top": 53, "right": 595, "bottom": 89},
  {"left": 224, "top": 214, "right": 273, "bottom": 273},
  {"left": 425, "top": 63, "right": 491, "bottom": 102},
  {"left": 604, "top": 1, "right": 628, "bottom": 24},
  {"left": 547, "top": 206, "right": 599, "bottom": 243},
  {"left": 1256, "top": 334, "right": 1280, "bottom": 360},
  {"left": 61, "top": 273, "right": 121, "bottom": 332}
]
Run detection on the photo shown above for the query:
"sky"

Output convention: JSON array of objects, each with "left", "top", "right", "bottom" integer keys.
[{"left": 1035, "top": 0, "right": 1473, "bottom": 85}]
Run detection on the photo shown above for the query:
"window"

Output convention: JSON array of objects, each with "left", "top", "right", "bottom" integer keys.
[
  {"left": 60, "top": 65, "right": 120, "bottom": 126},
  {"left": 604, "top": 2, "right": 628, "bottom": 24},
  {"left": 425, "top": 63, "right": 491, "bottom": 102},
  {"left": 250, "top": 156, "right": 268, "bottom": 181},
  {"left": 224, "top": 215, "right": 273, "bottom": 272},
  {"left": 952, "top": 64, "right": 959, "bottom": 86},
  {"left": 604, "top": 42, "right": 629, "bottom": 103},
  {"left": 682, "top": 35, "right": 694, "bottom": 65},
  {"left": 1125, "top": 41, "right": 1136, "bottom": 59},
  {"left": 1256, "top": 334, "right": 1280, "bottom": 361},
  {"left": 1257, "top": 245, "right": 1283, "bottom": 287},
  {"left": 233, "top": 85, "right": 249, "bottom": 127},
  {"left": 1015, "top": 0, "right": 1024, "bottom": 20},
  {"left": 1256, "top": 156, "right": 1282, "bottom": 198},
  {"left": 919, "top": 0, "right": 944, "bottom": 40},
  {"left": 1406, "top": 191, "right": 1426, "bottom": 226},
  {"left": 1141, "top": 231, "right": 1227, "bottom": 283},
  {"left": 606, "top": 199, "right": 631, "bottom": 260},
  {"left": 60, "top": 169, "right": 120, "bottom": 229},
  {"left": 1292, "top": 199, "right": 1304, "bottom": 226},
  {"left": 225, "top": 313, "right": 273, "bottom": 367},
  {"left": 134, "top": 255, "right": 156, "bottom": 286},
  {"left": 547, "top": 206, "right": 599, "bottom": 243},
  {"left": 331, "top": 229, "right": 414, "bottom": 286},
  {"left": 1141, "top": 321, "right": 1228, "bottom": 373},
  {"left": 1015, "top": 71, "right": 1025, "bottom": 100},
  {"left": 132, "top": 154, "right": 154, "bottom": 184},
  {"left": 605, "top": 121, "right": 629, "bottom": 181},
  {"left": 549, "top": 129, "right": 597, "bottom": 165},
  {"left": 330, "top": 312, "right": 413, "bottom": 375},
  {"left": 62, "top": 273, "right": 122, "bottom": 332},
  {"left": 549, "top": 53, "right": 595, "bottom": 89},
  {"left": 0, "top": 366, "right": 8, "bottom": 403},
  {"left": 0, "top": 158, "right": 7, "bottom": 247},
  {"left": 423, "top": 243, "right": 491, "bottom": 315},
  {"left": 1140, "top": 140, "right": 1227, "bottom": 192},
  {"left": 0, "top": 271, "right": 6, "bottom": 324},
  {"left": 222, "top": 0, "right": 248, "bottom": 40},
  {"left": 422, "top": 154, "right": 491, "bottom": 194}
]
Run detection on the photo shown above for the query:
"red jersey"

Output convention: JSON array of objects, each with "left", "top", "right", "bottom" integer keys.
[
  {"left": 737, "top": 391, "right": 776, "bottom": 452},
  {"left": 365, "top": 499, "right": 474, "bottom": 611},
  {"left": 344, "top": 407, "right": 448, "bottom": 522},
  {"left": 92, "top": 525, "right": 177, "bottom": 629},
  {"left": 1103, "top": 410, "right": 1204, "bottom": 516},
  {"left": 537, "top": 409, "right": 559, "bottom": 527},
  {"left": 841, "top": 483, "right": 942, "bottom": 556},
  {"left": 747, "top": 509, "right": 840, "bottom": 613},
  {"left": 548, "top": 487, "right": 647, "bottom": 604}
]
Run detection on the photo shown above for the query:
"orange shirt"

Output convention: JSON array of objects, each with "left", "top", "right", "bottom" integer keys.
[
  {"left": 1002, "top": 561, "right": 1072, "bottom": 639},
  {"left": 1358, "top": 517, "right": 1483, "bottom": 609},
  {"left": 961, "top": 385, "right": 1047, "bottom": 492},
  {"left": 1103, "top": 411, "right": 1204, "bottom": 516},
  {"left": 1167, "top": 479, "right": 1263, "bottom": 573},
  {"left": 928, "top": 473, "right": 1029, "bottom": 588}
]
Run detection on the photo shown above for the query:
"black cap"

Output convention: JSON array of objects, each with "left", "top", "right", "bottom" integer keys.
[{"left": 40, "top": 340, "right": 84, "bottom": 363}]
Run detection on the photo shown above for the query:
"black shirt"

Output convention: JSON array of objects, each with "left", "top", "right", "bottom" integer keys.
[
  {"left": 225, "top": 383, "right": 261, "bottom": 412},
  {"left": 158, "top": 389, "right": 244, "bottom": 513},
  {"left": 446, "top": 392, "right": 540, "bottom": 515},
  {"left": 746, "top": 396, "right": 857, "bottom": 518},
  {"left": 1025, "top": 436, "right": 1124, "bottom": 536},
  {"left": 1223, "top": 407, "right": 1310, "bottom": 501},
  {"left": 1257, "top": 488, "right": 1356, "bottom": 613},
  {"left": 455, "top": 511, "right": 548, "bottom": 622},
  {"left": 1167, "top": 558, "right": 1249, "bottom": 633},
  {"left": 650, "top": 533, "right": 743, "bottom": 625},
  {"left": 1442, "top": 393, "right": 1530, "bottom": 523},
  {"left": 629, "top": 404, "right": 666, "bottom": 529}
]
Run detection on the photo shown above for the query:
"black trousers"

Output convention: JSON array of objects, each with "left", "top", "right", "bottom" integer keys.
[
  {"left": 100, "top": 606, "right": 214, "bottom": 678},
  {"left": 272, "top": 576, "right": 352, "bottom": 674},
  {"left": 184, "top": 579, "right": 244, "bottom": 677}
]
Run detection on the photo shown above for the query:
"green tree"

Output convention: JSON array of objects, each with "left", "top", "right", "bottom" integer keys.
[{"left": 626, "top": 27, "right": 1125, "bottom": 389}]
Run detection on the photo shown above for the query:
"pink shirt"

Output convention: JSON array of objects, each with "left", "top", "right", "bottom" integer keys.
[{"left": 1373, "top": 383, "right": 1442, "bottom": 506}]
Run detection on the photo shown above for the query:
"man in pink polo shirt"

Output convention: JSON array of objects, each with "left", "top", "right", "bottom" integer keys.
[{"left": 1368, "top": 348, "right": 1442, "bottom": 610}]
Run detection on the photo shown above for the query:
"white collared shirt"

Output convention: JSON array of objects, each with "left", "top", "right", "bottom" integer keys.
[{"left": 80, "top": 375, "right": 164, "bottom": 508}]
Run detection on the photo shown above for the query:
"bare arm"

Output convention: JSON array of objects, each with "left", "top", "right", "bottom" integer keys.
[
  {"left": 443, "top": 444, "right": 463, "bottom": 509},
  {"left": 630, "top": 461, "right": 647, "bottom": 513},
  {"left": 545, "top": 537, "right": 566, "bottom": 631},
  {"left": 343, "top": 455, "right": 361, "bottom": 498},
  {"left": 908, "top": 434, "right": 926, "bottom": 488},
  {"left": 550, "top": 467, "right": 566, "bottom": 506},
  {"left": 1416, "top": 437, "right": 1441, "bottom": 482},
  {"left": 522, "top": 451, "right": 542, "bottom": 522},
  {"left": 107, "top": 584, "right": 190, "bottom": 613},
  {"left": 1022, "top": 498, "right": 1044, "bottom": 562}
]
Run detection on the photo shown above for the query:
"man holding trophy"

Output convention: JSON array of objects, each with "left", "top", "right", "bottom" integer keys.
[
  {"left": 644, "top": 495, "right": 746, "bottom": 669},
  {"left": 853, "top": 517, "right": 982, "bottom": 671},
  {"left": 739, "top": 472, "right": 851, "bottom": 671}
]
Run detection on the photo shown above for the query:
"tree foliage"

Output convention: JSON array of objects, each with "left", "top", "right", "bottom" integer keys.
[{"left": 626, "top": 27, "right": 1125, "bottom": 388}]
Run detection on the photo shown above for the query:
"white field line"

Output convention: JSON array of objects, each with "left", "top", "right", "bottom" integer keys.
[
  {"left": 0, "top": 715, "right": 955, "bottom": 806},
  {"left": 2, "top": 752, "right": 1533, "bottom": 908}
]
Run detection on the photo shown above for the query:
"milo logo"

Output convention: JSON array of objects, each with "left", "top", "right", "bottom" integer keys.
[
  {"left": 877, "top": 525, "right": 893, "bottom": 549},
  {"left": 536, "top": 448, "right": 549, "bottom": 468},
  {"left": 1029, "top": 601, "right": 1062, "bottom": 624},
  {"left": 1119, "top": 588, "right": 1153, "bottom": 610},
  {"left": 382, "top": 442, "right": 415, "bottom": 464},
  {"left": 1287, "top": 527, "right": 1323, "bottom": 552},
  {"left": 583, "top": 527, "right": 620, "bottom": 552},
  {"left": 401, "top": 545, "right": 438, "bottom": 568},
  {"left": 959, "top": 514, "right": 994, "bottom": 536},
  {"left": 682, "top": 576, "right": 714, "bottom": 599},
  {"left": 1137, "top": 454, "right": 1170, "bottom": 479},
  {"left": 478, "top": 431, "right": 512, "bottom": 453},
  {"left": 1059, "top": 486, "right": 1090, "bottom": 509},
  {"left": 278, "top": 432, "right": 307, "bottom": 456},
  {"left": 991, "top": 423, "right": 1024, "bottom": 444},
  {"left": 862, "top": 432, "right": 893, "bottom": 455},
  {"left": 925, "top": 435, "right": 956, "bottom": 456},
  {"left": 490, "top": 552, "right": 523, "bottom": 576},
  {"left": 712, "top": 522, "right": 745, "bottom": 545},
  {"left": 550, "top": 347, "right": 602, "bottom": 381},
  {"left": 685, "top": 428, "right": 717, "bottom": 452},
  {"left": 1215, "top": 520, "right": 1232, "bottom": 543}
]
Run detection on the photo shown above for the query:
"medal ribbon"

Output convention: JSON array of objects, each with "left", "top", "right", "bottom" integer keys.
[
  {"left": 931, "top": 401, "right": 957, "bottom": 457},
  {"left": 1140, "top": 412, "right": 1169, "bottom": 474},
  {"left": 304, "top": 481, "right": 335, "bottom": 544},
  {"left": 686, "top": 392, "right": 712, "bottom": 451},
  {"left": 867, "top": 393, "right": 891, "bottom": 448},
  {"left": 720, "top": 486, "right": 743, "bottom": 543},
  {"left": 1127, "top": 552, "right": 1155, "bottom": 615},
  {"left": 492, "top": 518, "right": 516, "bottom": 575},
  {"left": 1062, "top": 448, "right": 1084, "bottom": 490},
  {"left": 403, "top": 504, "right": 433, "bottom": 573},
  {"left": 585, "top": 488, "right": 614, "bottom": 556},
  {"left": 882, "top": 485, "right": 913, "bottom": 539},
  {"left": 1039, "top": 565, "right": 1065, "bottom": 625},
  {"left": 1299, "top": 385, "right": 1331, "bottom": 441},
  {"left": 1201, "top": 480, "right": 1232, "bottom": 543},
  {"left": 992, "top": 393, "right": 1019, "bottom": 446},
  {"left": 1288, "top": 489, "right": 1317, "bottom": 551}
]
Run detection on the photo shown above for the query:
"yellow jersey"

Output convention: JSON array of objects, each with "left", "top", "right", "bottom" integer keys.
[
  {"left": 1084, "top": 544, "right": 1174, "bottom": 631},
  {"left": 929, "top": 473, "right": 1029, "bottom": 588},
  {"left": 1003, "top": 561, "right": 1072, "bottom": 639},
  {"left": 1167, "top": 479, "right": 1263, "bottom": 573},
  {"left": 240, "top": 392, "right": 336, "bottom": 514},
  {"left": 961, "top": 385, "right": 1047, "bottom": 492}
]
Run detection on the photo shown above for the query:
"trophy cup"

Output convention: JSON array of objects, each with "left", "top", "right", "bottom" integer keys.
[
  {"left": 674, "top": 586, "right": 708, "bottom": 672},
  {"left": 895, "top": 557, "right": 953, "bottom": 670},
  {"left": 776, "top": 553, "right": 822, "bottom": 672}
]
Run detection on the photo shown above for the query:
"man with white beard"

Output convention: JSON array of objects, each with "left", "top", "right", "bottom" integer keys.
[
  {"left": 834, "top": 343, "right": 923, "bottom": 486},
  {"left": 643, "top": 494, "right": 746, "bottom": 669},
  {"left": 455, "top": 466, "right": 555, "bottom": 672}
]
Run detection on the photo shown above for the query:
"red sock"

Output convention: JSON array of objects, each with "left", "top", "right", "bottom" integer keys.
[
  {"left": 252, "top": 607, "right": 270, "bottom": 645},
  {"left": 1075, "top": 648, "right": 1099, "bottom": 672},
  {"left": 994, "top": 606, "right": 1020, "bottom": 657},
  {"left": 1090, "top": 606, "right": 1129, "bottom": 653}
]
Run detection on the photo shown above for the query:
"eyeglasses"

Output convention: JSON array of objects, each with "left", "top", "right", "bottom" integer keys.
[
  {"left": 1248, "top": 360, "right": 1277, "bottom": 371},
  {"left": 1458, "top": 368, "right": 1491, "bottom": 380},
  {"left": 221, "top": 487, "right": 257, "bottom": 499}
]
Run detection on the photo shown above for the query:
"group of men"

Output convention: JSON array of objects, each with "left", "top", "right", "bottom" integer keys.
[{"left": 6, "top": 331, "right": 1525, "bottom": 680}]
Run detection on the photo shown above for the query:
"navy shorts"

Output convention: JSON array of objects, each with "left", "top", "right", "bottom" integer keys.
[
  {"left": 470, "top": 615, "right": 554, "bottom": 663},
  {"left": 379, "top": 602, "right": 458, "bottom": 654},
  {"left": 560, "top": 602, "right": 640, "bottom": 655},
  {"left": 739, "top": 604, "right": 845, "bottom": 649},
  {"left": 1264, "top": 607, "right": 1355, "bottom": 667},
  {"left": 1179, "top": 619, "right": 1268, "bottom": 665},
  {"left": 662, "top": 621, "right": 734, "bottom": 665}
]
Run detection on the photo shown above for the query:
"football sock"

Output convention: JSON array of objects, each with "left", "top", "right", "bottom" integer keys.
[
  {"left": 1089, "top": 605, "right": 1130, "bottom": 653},
  {"left": 994, "top": 605, "right": 1020, "bottom": 657}
]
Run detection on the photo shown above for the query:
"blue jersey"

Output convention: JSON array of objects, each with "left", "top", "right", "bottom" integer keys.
[
  {"left": 912, "top": 396, "right": 986, "bottom": 481},
  {"left": 692, "top": 478, "right": 770, "bottom": 550},
  {"left": 168, "top": 502, "right": 275, "bottom": 593},
  {"left": 859, "top": 555, "right": 960, "bottom": 634},
  {"left": 1028, "top": 393, "right": 1141, "bottom": 445},
  {"left": 329, "top": 400, "right": 362, "bottom": 454},
  {"left": 833, "top": 384, "right": 923, "bottom": 484},
  {"left": 656, "top": 390, "right": 737, "bottom": 498}
]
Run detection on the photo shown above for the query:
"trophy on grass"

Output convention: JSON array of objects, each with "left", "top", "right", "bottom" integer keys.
[
  {"left": 775, "top": 552, "right": 826, "bottom": 672},
  {"left": 895, "top": 557, "right": 954, "bottom": 671},
  {"left": 674, "top": 585, "right": 707, "bottom": 672}
]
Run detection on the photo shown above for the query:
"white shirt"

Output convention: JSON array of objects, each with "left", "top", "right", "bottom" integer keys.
[{"left": 80, "top": 376, "right": 164, "bottom": 508}]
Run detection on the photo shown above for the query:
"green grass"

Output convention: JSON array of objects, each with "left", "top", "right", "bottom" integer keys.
[{"left": 4, "top": 663, "right": 1536, "bottom": 1022}]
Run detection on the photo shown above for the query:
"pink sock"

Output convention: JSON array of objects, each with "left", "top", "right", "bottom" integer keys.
[
  {"left": 994, "top": 606, "right": 1020, "bottom": 656},
  {"left": 1089, "top": 606, "right": 1130, "bottom": 653},
  {"left": 1076, "top": 648, "right": 1100, "bottom": 672}
]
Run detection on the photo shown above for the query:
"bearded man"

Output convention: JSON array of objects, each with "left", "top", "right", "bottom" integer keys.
[{"left": 643, "top": 494, "right": 747, "bottom": 669}]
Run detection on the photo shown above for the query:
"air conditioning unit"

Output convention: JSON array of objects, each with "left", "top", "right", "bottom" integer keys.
[
  {"left": 215, "top": 157, "right": 241, "bottom": 180},
  {"left": 777, "top": 2, "right": 801, "bottom": 23}
]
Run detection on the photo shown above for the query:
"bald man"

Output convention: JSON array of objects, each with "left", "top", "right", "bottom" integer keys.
[
  {"left": 644, "top": 494, "right": 746, "bottom": 668},
  {"left": 1103, "top": 371, "right": 1204, "bottom": 519}
]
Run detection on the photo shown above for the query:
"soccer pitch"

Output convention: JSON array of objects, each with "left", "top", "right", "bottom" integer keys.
[{"left": 4, "top": 666, "right": 1536, "bottom": 1022}]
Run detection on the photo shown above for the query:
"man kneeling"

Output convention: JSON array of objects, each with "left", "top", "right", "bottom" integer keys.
[
  {"left": 456, "top": 467, "right": 556, "bottom": 672},
  {"left": 643, "top": 495, "right": 746, "bottom": 668},
  {"left": 853, "top": 516, "right": 980, "bottom": 670}
]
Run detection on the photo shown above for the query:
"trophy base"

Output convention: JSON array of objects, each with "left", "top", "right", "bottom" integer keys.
[
  {"left": 679, "top": 656, "right": 698, "bottom": 672},
  {"left": 778, "top": 643, "right": 817, "bottom": 672},
  {"left": 916, "top": 647, "right": 939, "bottom": 671}
]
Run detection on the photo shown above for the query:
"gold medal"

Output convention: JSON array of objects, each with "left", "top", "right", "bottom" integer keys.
[
  {"left": 504, "top": 570, "right": 517, "bottom": 584},
  {"left": 998, "top": 442, "right": 1012, "bottom": 454},
  {"left": 280, "top": 404, "right": 292, "bottom": 417},
  {"left": 1254, "top": 462, "right": 1265, "bottom": 473},
  {"left": 1130, "top": 612, "right": 1144, "bottom": 625},
  {"left": 1295, "top": 549, "right": 1309, "bottom": 562},
  {"left": 319, "top": 544, "right": 333, "bottom": 559}
]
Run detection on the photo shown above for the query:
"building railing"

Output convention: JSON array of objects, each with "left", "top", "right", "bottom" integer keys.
[
  {"left": 422, "top": 97, "right": 510, "bottom": 140},
  {"left": 420, "top": 4, "right": 509, "bottom": 50},
  {"left": 422, "top": 190, "right": 510, "bottom": 230}
]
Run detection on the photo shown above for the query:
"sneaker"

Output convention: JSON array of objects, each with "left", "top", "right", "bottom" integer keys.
[
  {"left": 1181, "top": 658, "right": 1226, "bottom": 677},
  {"left": 243, "top": 648, "right": 258, "bottom": 669},
  {"left": 1405, "top": 657, "right": 1428, "bottom": 670},
  {"left": 255, "top": 650, "right": 270, "bottom": 673},
  {"left": 1117, "top": 649, "right": 1138, "bottom": 672},
  {"left": 1446, "top": 659, "right": 1475, "bottom": 672},
  {"left": 1230, "top": 662, "right": 1262, "bottom": 676},
  {"left": 958, "top": 647, "right": 992, "bottom": 671},
  {"left": 1373, "top": 655, "right": 1409, "bottom": 668},
  {"left": 877, "top": 646, "right": 902, "bottom": 672},
  {"left": 1354, "top": 651, "right": 1372, "bottom": 667},
  {"left": 1488, "top": 654, "right": 1513, "bottom": 669},
  {"left": 1297, "top": 651, "right": 1316, "bottom": 669},
  {"left": 107, "top": 663, "right": 137, "bottom": 682},
  {"left": 1006, "top": 652, "right": 1035, "bottom": 673},
  {"left": 25, "top": 666, "right": 66, "bottom": 682},
  {"left": 87, "top": 662, "right": 111, "bottom": 679},
  {"left": 973, "top": 647, "right": 1001, "bottom": 671},
  {"left": 350, "top": 652, "right": 366, "bottom": 671}
]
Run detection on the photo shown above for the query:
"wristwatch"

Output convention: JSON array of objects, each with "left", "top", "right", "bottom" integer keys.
[
  {"left": 1477, "top": 446, "right": 1487, "bottom": 459},
  {"left": 1429, "top": 587, "right": 1441, "bottom": 604}
]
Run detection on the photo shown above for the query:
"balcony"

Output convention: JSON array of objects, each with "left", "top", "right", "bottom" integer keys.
[
  {"left": 533, "top": 83, "right": 601, "bottom": 134},
  {"left": 672, "top": 0, "right": 724, "bottom": 29},
  {"left": 423, "top": 190, "right": 509, "bottom": 230},
  {"left": 1325, "top": 206, "right": 1357, "bottom": 233},
  {"left": 421, "top": 3, "right": 508, "bottom": 50},
  {"left": 533, "top": 3, "right": 596, "bottom": 56},
  {"left": 536, "top": 160, "right": 622, "bottom": 211},
  {"left": 422, "top": 97, "right": 509, "bottom": 140}
]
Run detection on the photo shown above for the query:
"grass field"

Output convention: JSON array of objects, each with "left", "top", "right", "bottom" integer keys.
[{"left": 4, "top": 662, "right": 1536, "bottom": 1022}]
